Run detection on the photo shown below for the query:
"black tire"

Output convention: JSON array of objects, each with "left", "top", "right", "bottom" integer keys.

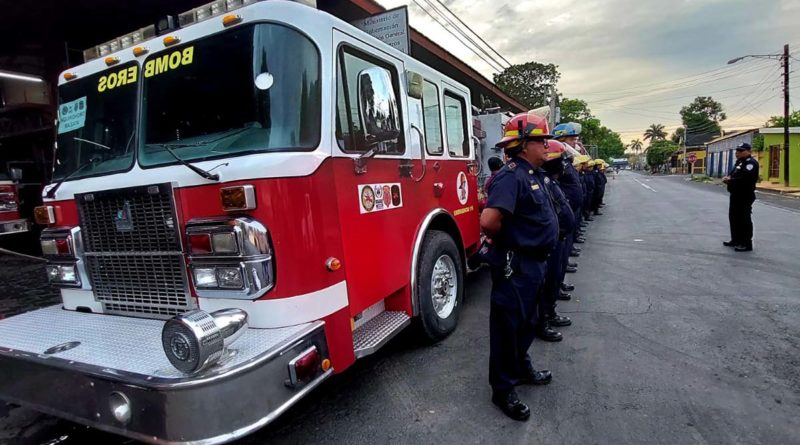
[{"left": 415, "top": 230, "right": 464, "bottom": 342}]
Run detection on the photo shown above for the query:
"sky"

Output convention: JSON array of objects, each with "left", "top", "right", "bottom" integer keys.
[{"left": 378, "top": 0, "right": 800, "bottom": 145}]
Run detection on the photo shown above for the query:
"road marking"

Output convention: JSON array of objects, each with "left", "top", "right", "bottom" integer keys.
[
  {"left": 633, "top": 177, "right": 658, "bottom": 192},
  {"left": 633, "top": 239, "right": 644, "bottom": 242}
]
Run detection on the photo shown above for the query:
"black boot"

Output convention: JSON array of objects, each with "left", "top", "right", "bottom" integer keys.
[
  {"left": 557, "top": 291, "right": 571, "bottom": 301},
  {"left": 535, "top": 325, "right": 563, "bottom": 342},
  {"left": 569, "top": 249, "right": 580, "bottom": 257},
  {"left": 492, "top": 390, "right": 531, "bottom": 421},
  {"left": 518, "top": 368, "right": 553, "bottom": 386},
  {"left": 561, "top": 282, "right": 575, "bottom": 291},
  {"left": 548, "top": 314, "right": 572, "bottom": 327}
]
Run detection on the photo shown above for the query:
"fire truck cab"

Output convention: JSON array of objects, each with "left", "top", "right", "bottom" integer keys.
[{"left": 0, "top": 1, "right": 481, "bottom": 443}]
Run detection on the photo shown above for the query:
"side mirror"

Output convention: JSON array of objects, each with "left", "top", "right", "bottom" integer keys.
[
  {"left": 357, "top": 67, "right": 400, "bottom": 150},
  {"left": 406, "top": 70, "right": 423, "bottom": 100},
  {"left": 9, "top": 168, "right": 22, "bottom": 181}
]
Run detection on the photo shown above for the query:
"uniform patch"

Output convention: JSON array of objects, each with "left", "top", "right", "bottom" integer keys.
[
  {"left": 746, "top": 164, "right": 754, "bottom": 171},
  {"left": 531, "top": 184, "right": 540, "bottom": 191}
]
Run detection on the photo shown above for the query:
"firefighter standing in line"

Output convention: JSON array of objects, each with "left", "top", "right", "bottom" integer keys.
[
  {"left": 538, "top": 139, "right": 575, "bottom": 342},
  {"left": 723, "top": 143, "right": 759, "bottom": 251},
  {"left": 552, "top": 123, "right": 584, "bottom": 295},
  {"left": 480, "top": 112, "right": 558, "bottom": 421},
  {"left": 592, "top": 161, "right": 605, "bottom": 216},
  {"left": 583, "top": 160, "right": 596, "bottom": 222}
]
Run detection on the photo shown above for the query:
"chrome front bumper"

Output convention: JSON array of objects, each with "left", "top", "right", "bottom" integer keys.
[
  {"left": 0, "top": 306, "right": 331, "bottom": 444},
  {"left": 0, "top": 218, "right": 29, "bottom": 235}
]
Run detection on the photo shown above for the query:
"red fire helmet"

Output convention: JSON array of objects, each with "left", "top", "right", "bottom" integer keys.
[
  {"left": 496, "top": 111, "right": 553, "bottom": 150},
  {"left": 545, "top": 139, "right": 566, "bottom": 160}
]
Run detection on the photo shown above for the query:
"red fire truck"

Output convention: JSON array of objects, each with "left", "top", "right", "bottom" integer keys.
[
  {"left": 0, "top": 168, "right": 29, "bottom": 237},
  {"left": 0, "top": 1, "right": 482, "bottom": 443}
]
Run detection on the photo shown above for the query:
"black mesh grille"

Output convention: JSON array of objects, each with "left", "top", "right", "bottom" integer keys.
[
  {"left": 77, "top": 183, "right": 192, "bottom": 319},
  {"left": 77, "top": 183, "right": 180, "bottom": 252}
]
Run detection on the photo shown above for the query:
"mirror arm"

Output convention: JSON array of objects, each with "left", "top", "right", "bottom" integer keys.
[
  {"left": 353, "top": 147, "right": 377, "bottom": 175},
  {"left": 467, "top": 135, "right": 483, "bottom": 176}
]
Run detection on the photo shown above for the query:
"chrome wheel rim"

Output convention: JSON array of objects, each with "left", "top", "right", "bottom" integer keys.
[{"left": 430, "top": 254, "right": 457, "bottom": 319}]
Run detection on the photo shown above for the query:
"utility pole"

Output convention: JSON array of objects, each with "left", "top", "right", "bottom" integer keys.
[{"left": 783, "top": 44, "right": 790, "bottom": 187}]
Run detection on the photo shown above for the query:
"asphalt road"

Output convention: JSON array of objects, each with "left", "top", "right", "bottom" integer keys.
[{"left": 2, "top": 171, "right": 800, "bottom": 445}]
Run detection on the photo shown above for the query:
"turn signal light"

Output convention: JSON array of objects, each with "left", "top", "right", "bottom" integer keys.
[
  {"left": 188, "top": 233, "right": 212, "bottom": 254},
  {"left": 104, "top": 56, "right": 120, "bottom": 66},
  {"left": 220, "top": 185, "right": 256, "bottom": 211},
  {"left": 34, "top": 206, "right": 56, "bottom": 225},
  {"left": 132, "top": 46, "right": 148, "bottom": 57},
  {"left": 222, "top": 14, "right": 242, "bottom": 27},
  {"left": 163, "top": 35, "right": 181, "bottom": 46},
  {"left": 325, "top": 257, "right": 342, "bottom": 271},
  {"left": 63, "top": 72, "right": 77, "bottom": 81}
]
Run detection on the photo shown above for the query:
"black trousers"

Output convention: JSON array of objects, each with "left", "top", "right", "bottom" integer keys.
[
  {"left": 729, "top": 194, "right": 755, "bottom": 246},
  {"left": 489, "top": 260, "right": 546, "bottom": 394},
  {"left": 539, "top": 239, "right": 566, "bottom": 321}
]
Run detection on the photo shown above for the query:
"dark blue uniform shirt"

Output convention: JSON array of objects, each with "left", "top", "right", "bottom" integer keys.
[
  {"left": 486, "top": 156, "right": 559, "bottom": 256},
  {"left": 550, "top": 179, "right": 576, "bottom": 237},
  {"left": 559, "top": 160, "right": 583, "bottom": 212}
]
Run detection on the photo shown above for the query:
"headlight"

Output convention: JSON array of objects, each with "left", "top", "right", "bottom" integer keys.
[
  {"left": 186, "top": 217, "right": 274, "bottom": 299},
  {"left": 45, "top": 264, "right": 80, "bottom": 286},
  {"left": 161, "top": 308, "right": 248, "bottom": 374}
]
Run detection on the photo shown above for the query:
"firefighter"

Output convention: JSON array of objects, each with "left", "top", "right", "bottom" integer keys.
[
  {"left": 552, "top": 123, "right": 584, "bottom": 268},
  {"left": 480, "top": 112, "right": 557, "bottom": 421},
  {"left": 592, "top": 161, "right": 605, "bottom": 216},
  {"left": 723, "top": 143, "right": 759, "bottom": 251},
  {"left": 583, "top": 160, "right": 596, "bottom": 222},
  {"left": 538, "top": 138, "right": 574, "bottom": 338}
]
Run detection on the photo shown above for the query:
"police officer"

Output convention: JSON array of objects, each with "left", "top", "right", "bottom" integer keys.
[
  {"left": 480, "top": 112, "right": 557, "bottom": 421},
  {"left": 723, "top": 143, "right": 759, "bottom": 251},
  {"left": 539, "top": 139, "right": 574, "bottom": 339}
]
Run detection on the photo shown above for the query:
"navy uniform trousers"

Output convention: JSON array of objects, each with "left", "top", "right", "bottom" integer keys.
[{"left": 489, "top": 257, "right": 547, "bottom": 393}]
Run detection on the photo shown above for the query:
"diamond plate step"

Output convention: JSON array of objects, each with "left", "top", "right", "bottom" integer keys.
[{"left": 353, "top": 311, "right": 411, "bottom": 358}]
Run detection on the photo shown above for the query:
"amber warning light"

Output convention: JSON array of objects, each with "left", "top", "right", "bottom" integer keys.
[{"left": 220, "top": 185, "right": 256, "bottom": 211}]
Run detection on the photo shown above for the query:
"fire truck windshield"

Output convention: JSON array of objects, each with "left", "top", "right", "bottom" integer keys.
[
  {"left": 139, "top": 23, "right": 321, "bottom": 168},
  {"left": 54, "top": 61, "right": 138, "bottom": 181}
]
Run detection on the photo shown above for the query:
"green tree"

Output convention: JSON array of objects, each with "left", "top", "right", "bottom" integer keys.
[
  {"left": 559, "top": 98, "right": 594, "bottom": 122},
  {"left": 670, "top": 127, "right": 685, "bottom": 144},
  {"left": 493, "top": 61, "right": 560, "bottom": 109},
  {"left": 765, "top": 110, "right": 800, "bottom": 127},
  {"left": 644, "top": 124, "right": 667, "bottom": 142},
  {"left": 555, "top": 98, "right": 625, "bottom": 160},
  {"left": 681, "top": 96, "right": 726, "bottom": 134},
  {"left": 646, "top": 140, "right": 679, "bottom": 170}
]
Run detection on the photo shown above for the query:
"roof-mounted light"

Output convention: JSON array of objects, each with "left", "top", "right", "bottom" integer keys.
[{"left": 163, "top": 35, "right": 181, "bottom": 46}]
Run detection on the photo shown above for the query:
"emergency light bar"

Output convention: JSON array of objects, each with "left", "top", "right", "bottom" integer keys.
[{"left": 81, "top": 0, "right": 317, "bottom": 62}]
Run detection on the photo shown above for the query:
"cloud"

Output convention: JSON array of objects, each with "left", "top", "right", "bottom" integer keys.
[{"left": 381, "top": 0, "right": 800, "bottom": 143}]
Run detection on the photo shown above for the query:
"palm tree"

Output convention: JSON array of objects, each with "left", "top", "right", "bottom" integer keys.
[
  {"left": 629, "top": 139, "right": 644, "bottom": 170},
  {"left": 643, "top": 124, "right": 667, "bottom": 142}
]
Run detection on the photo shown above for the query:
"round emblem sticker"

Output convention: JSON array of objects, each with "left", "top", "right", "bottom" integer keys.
[
  {"left": 457, "top": 171, "right": 468, "bottom": 205},
  {"left": 361, "top": 186, "right": 375, "bottom": 212}
]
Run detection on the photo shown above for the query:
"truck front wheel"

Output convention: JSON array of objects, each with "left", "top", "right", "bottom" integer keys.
[{"left": 416, "top": 230, "right": 464, "bottom": 341}]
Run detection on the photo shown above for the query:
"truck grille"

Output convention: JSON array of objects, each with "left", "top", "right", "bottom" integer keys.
[{"left": 76, "top": 183, "right": 193, "bottom": 319}]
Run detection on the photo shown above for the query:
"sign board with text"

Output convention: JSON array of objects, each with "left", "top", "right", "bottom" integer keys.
[{"left": 351, "top": 6, "right": 410, "bottom": 54}]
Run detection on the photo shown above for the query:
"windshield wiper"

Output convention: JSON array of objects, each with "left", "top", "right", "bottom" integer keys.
[
  {"left": 46, "top": 159, "right": 96, "bottom": 198},
  {"left": 156, "top": 144, "right": 220, "bottom": 181},
  {"left": 73, "top": 137, "right": 111, "bottom": 151}
]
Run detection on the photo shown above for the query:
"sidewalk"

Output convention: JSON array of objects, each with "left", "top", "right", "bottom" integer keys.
[{"left": 699, "top": 175, "right": 800, "bottom": 198}]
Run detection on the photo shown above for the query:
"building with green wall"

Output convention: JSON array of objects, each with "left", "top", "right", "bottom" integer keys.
[{"left": 758, "top": 127, "right": 800, "bottom": 187}]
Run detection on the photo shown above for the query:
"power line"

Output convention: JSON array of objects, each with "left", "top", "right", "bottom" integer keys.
[{"left": 410, "top": 0, "right": 506, "bottom": 73}]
